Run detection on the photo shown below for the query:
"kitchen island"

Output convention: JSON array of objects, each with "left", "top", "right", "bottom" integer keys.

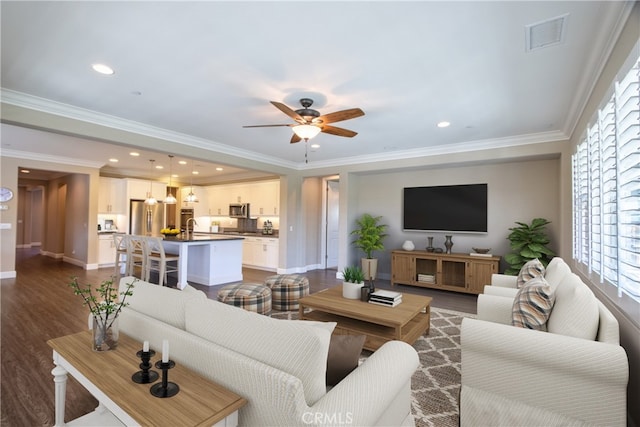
[{"left": 161, "top": 234, "right": 244, "bottom": 290}]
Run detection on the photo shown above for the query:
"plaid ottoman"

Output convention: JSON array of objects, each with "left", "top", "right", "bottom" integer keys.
[
  {"left": 217, "top": 283, "right": 272, "bottom": 316},
  {"left": 264, "top": 274, "right": 310, "bottom": 311}
]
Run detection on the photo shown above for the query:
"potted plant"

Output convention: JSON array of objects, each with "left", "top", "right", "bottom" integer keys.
[
  {"left": 341, "top": 265, "right": 365, "bottom": 299},
  {"left": 69, "top": 276, "right": 136, "bottom": 351},
  {"left": 350, "top": 213, "right": 388, "bottom": 280},
  {"left": 504, "top": 217, "right": 556, "bottom": 275}
]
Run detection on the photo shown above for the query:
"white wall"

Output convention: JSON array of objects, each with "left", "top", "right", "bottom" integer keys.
[{"left": 348, "top": 157, "right": 560, "bottom": 277}]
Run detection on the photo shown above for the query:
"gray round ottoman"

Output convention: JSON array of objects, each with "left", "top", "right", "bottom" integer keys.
[
  {"left": 264, "top": 274, "right": 310, "bottom": 311},
  {"left": 217, "top": 283, "right": 272, "bottom": 316}
]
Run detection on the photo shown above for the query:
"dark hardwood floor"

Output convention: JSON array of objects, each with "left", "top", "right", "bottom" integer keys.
[{"left": 1, "top": 247, "right": 476, "bottom": 426}]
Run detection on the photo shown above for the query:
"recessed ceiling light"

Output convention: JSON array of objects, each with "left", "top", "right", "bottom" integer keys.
[
  {"left": 178, "top": 160, "right": 187, "bottom": 165},
  {"left": 311, "top": 144, "right": 320, "bottom": 149},
  {"left": 109, "top": 158, "right": 118, "bottom": 163},
  {"left": 192, "top": 171, "right": 199, "bottom": 175},
  {"left": 172, "top": 174, "right": 179, "bottom": 178},
  {"left": 92, "top": 63, "right": 115, "bottom": 75},
  {"left": 130, "top": 152, "right": 140, "bottom": 157},
  {"left": 155, "top": 165, "right": 163, "bottom": 170},
  {"left": 216, "top": 167, "right": 223, "bottom": 171},
  {"left": 20, "top": 169, "right": 30, "bottom": 174},
  {"left": 437, "top": 121, "right": 451, "bottom": 128}
]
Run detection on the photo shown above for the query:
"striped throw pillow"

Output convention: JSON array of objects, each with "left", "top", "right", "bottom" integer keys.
[
  {"left": 516, "top": 258, "right": 545, "bottom": 288},
  {"left": 512, "top": 276, "right": 556, "bottom": 331}
]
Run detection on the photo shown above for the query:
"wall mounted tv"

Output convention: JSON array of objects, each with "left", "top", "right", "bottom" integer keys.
[{"left": 403, "top": 184, "right": 488, "bottom": 233}]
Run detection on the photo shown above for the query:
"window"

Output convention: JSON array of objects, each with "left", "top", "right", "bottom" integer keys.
[{"left": 572, "top": 55, "right": 640, "bottom": 302}]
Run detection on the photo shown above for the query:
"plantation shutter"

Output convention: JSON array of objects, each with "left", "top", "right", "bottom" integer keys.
[{"left": 615, "top": 60, "right": 640, "bottom": 298}]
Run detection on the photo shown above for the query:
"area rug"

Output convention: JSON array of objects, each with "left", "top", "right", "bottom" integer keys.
[{"left": 272, "top": 307, "right": 473, "bottom": 427}]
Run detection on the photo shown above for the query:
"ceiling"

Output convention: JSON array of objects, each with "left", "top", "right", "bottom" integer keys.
[{"left": 0, "top": 1, "right": 634, "bottom": 183}]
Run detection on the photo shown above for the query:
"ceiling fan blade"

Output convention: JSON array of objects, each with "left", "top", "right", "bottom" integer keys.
[
  {"left": 317, "top": 108, "right": 365, "bottom": 124},
  {"left": 290, "top": 133, "right": 302, "bottom": 144},
  {"left": 321, "top": 125, "right": 358, "bottom": 138},
  {"left": 271, "top": 101, "right": 306, "bottom": 124},
  {"left": 243, "top": 124, "right": 293, "bottom": 128}
]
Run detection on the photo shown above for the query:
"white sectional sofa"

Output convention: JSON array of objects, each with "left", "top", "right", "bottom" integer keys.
[
  {"left": 116, "top": 277, "right": 420, "bottom": 426},
  {"left": 460, "top": 257, "right": 629, "bottom": 426}
]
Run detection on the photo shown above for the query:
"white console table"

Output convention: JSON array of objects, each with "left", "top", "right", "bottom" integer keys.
[{"left": 48, "top": 331, "right": 246, "bottom": 426}]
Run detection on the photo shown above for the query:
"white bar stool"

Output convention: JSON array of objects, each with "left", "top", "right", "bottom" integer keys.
[{"left": 144, "top": 237, "right": 179, "bottom": 286}]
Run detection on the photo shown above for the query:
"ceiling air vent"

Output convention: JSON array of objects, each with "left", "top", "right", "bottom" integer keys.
[{"left": 525, "top": 13, "right": 569, "bottom": 52}]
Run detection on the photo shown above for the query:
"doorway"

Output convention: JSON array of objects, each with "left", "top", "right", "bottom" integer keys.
[{"left": 324, "top": 178, "right": 339, "bottom": 269}]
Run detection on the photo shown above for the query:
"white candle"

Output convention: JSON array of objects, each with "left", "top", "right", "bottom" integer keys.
[
  {"left": 162, "top": 339, "right": 169, "bottom": 363},
  {"left": 143, "top": 340, "right": 149, "bottom": 352}
]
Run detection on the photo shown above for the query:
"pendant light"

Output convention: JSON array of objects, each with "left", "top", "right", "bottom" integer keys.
[
  {"left": 184, "top": 160, "right": 198, "bottom": 203},
  {"left": 164, "top": 155, "right": 177, "bottom": 204},
  {"left": 144, "top": 159, "right": 158, "bottom": 205}
]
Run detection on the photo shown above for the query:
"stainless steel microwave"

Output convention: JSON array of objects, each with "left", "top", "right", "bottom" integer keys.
[{"left": 229, "top": 203, "right": 250, "bottom": 218}]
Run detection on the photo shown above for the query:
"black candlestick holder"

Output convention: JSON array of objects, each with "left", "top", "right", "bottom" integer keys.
[
  {"left": 132, "top": 350, "right": 159, "bottom": 384},
  {"left": 150, "top": 360, "right": 179, "bottom": 398}
]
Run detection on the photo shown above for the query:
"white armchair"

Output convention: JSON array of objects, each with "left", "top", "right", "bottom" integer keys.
[{"left": 460, "top": 257, "right": 629, "bottom": 426}]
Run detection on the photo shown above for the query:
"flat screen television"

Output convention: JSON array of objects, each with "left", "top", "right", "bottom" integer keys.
[{"left": 403, "top": 184, "right": 488, "bottom": 233}]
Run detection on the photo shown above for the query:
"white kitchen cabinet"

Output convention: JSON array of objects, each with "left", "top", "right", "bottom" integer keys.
[
  {"left": 262, "top": 237, "right": 279, "bottom": 269},
  {"left": 208, "top": 186, "right": 226, "bottom": 216},
  {"left": 126, "top": 178, "right": 167, "bottom": 202},
  {"left": 228, "top": 183, "right": 250, "bottom": 204},
  {"left": 242, "top": 236, "right": 278, "bottom": 271},
  {"left": 97, "top": 234, "right": 117, "bottom": 266},
  {"left": 251, "top": 180, "right": 279, "bottom": 216},
  {"left": 180, "top": 185, "right": 209, "bottom": 217},
  {"left": 98, "top": 177, "right": 125, "bottom": 214},
  {"left": 126, "top": 178, "right": 151, "bottom": 200}
]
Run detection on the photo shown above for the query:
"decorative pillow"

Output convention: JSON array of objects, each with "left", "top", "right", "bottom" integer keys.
[
  {"left": 326, "top": 334, "right": 366, "bottom": 386},
  {"left": 516, "top": 258, "right": 546, "bottom": 288},
  {"left": 547, "top": 273, "right": 599, "bottom": 340},
  {"left": 512, "top": 276, "right": 555, "bottom": 331}
]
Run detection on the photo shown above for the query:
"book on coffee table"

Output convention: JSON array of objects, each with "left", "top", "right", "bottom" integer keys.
[{"left": 370, "top": 290, "right": 402, "bottom": 301}]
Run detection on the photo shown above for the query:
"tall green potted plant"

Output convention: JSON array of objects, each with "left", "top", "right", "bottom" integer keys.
[
  {"left": 504, "top": 217, "right": 556, "bottom": 275},
  {"left": 350, "top": 213, "right": 388, "bottom": 280}
]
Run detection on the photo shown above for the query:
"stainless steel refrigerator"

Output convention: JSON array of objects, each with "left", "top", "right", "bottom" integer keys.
[{"left": 129, "top": 199, "right": 165, "bottom": 236}]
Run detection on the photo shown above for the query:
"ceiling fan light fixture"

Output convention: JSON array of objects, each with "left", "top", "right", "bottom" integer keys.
[{"left": 292, "top": 124, "right": 321, "bottom": 140}]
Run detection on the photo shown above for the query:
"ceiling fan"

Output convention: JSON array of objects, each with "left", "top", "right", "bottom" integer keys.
[{"left": 243, "top": 98, "right": 365, "bottom": 143}]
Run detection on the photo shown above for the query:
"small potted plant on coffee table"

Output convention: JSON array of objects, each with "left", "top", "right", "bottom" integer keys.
[{"left": 342, "top": 265, "right": 365, "bottom": 299}]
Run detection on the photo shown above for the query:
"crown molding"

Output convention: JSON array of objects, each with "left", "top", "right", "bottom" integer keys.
[
  {"left": 1, "top": 148, "right": 105, "bottom": 169},
  {"left": 301, "top": 129, "right": 568, "bottom": 170},
  {"left": 1, "top": 89, "right": 298, "bottom": 170}
]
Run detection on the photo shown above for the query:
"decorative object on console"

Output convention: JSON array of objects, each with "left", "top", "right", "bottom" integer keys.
[
  {"left": 341, "top": 265, "right": 365, "bottom": 299},
  {"left": 68, "top": 276, "right": 136, "bottom": 351},
  {"left": 151, "top": 359, "right": 179, "bottom": 398},
  {"left": 444, "top": 235, "right": 453, "bottom": 254},
  {"left": 132, "top": 345, "right": 159, "bottom": 384},
  {"left": 426, "top": 236, "right": 435, "bottom": 252},
  {"left": 505, "top": 217, "right": 555, "bottom": 275},
  {"left": 402, "top": 240, "right": 415, "bottom": 251},
  {"left": 472, "top": 247, "right": 491, "bottom": 254},
  {"left": 350, "top": 213, "right": 388, "bottom": 280}
]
